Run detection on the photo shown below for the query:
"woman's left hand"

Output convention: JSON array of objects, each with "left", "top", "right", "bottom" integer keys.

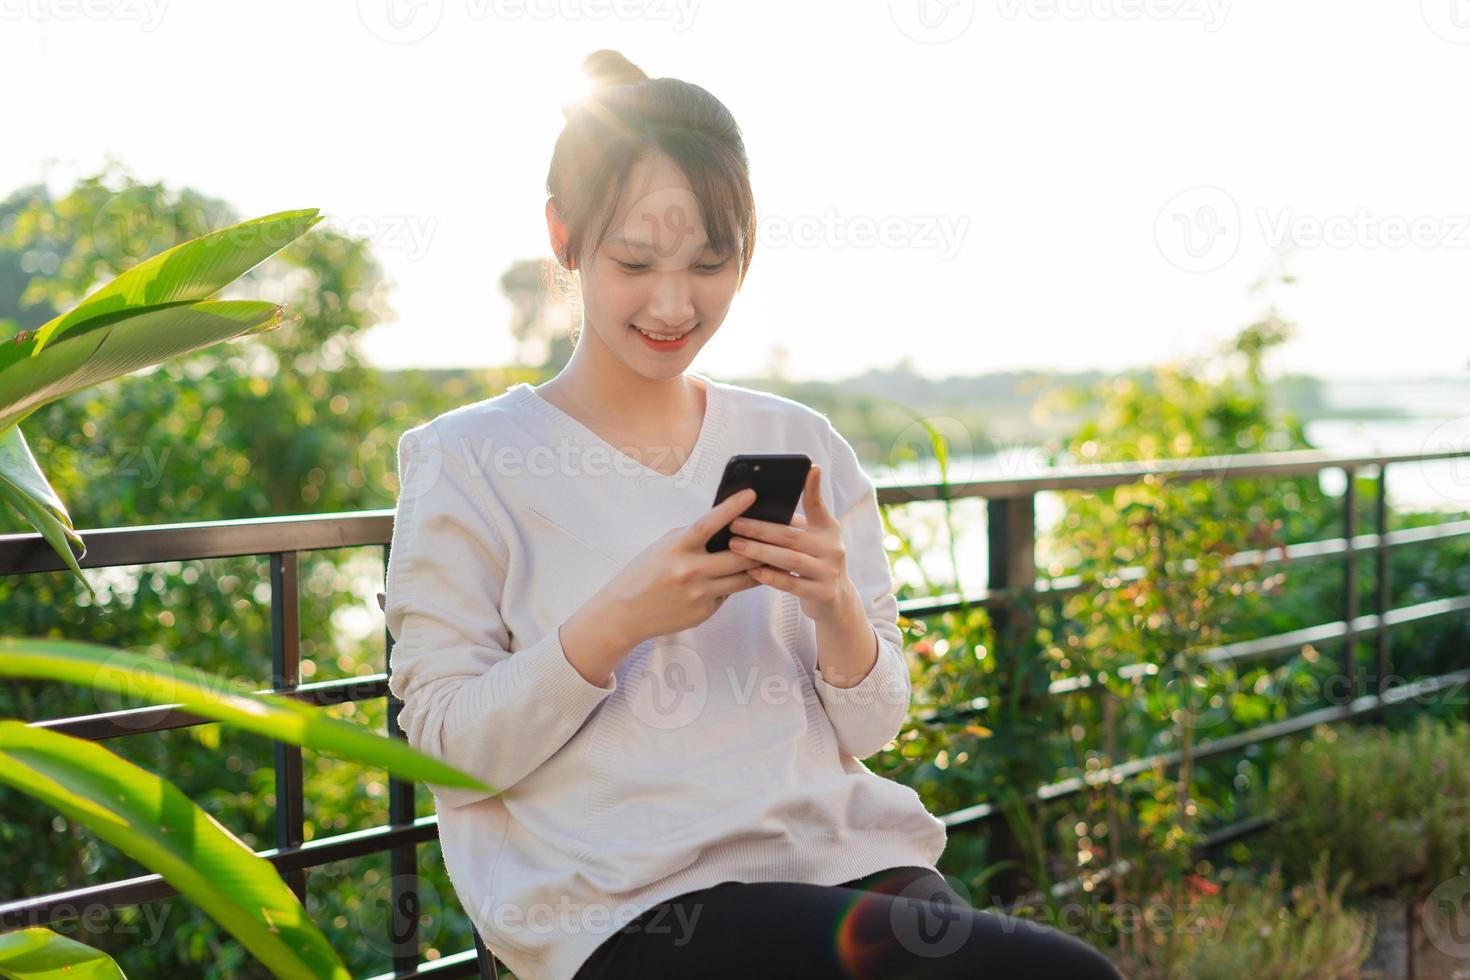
[{"left": 728, "top": 464, "right": 861, "bottom": 626}]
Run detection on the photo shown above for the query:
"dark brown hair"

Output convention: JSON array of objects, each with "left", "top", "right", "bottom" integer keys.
[{"left": 546, "top": 50, "right": 756, "bottom": 341}]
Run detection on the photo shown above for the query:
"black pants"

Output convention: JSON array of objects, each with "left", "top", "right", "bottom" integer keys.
[{"left": 571, "top": 865, "right": 1125, "bottom": 979}]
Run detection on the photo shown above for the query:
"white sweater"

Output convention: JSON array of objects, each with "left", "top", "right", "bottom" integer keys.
[{"left": 384, "top": 372, "right": 948, "bottom": 980}]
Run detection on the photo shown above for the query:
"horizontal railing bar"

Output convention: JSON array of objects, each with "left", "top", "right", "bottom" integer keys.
[
  {"left": 30, "top": 675, "right": 390, "bottom": 741},
  {"left": 942, "top": 667, "right": 1470, "bottom": 829},
  {"left": 0, "top": 816, "right": 441, "bottom": 926},
  {"left": 873, "top": 447, "right": 1467, "bottom": 503},
  {"left": 913, "top": 593, "right": 1470, "bottom": 723},
  {"left": 361, "top": 947, "right": 484, "bottom": 979},
  {"left": 33, "top": 593, "right": 1468, "bottom": 740},
  {"left": 0, "top": 510, "right": 395, "bottom": 576},
  {"left": 10, "top": 665, "right": 1463, "bottom": 953},
  {"left": 3, "top": 448, "right": 1467, "bottom": 578},
  {"left": 897, "top": 519, "right": 1470, "bottom": 620}
]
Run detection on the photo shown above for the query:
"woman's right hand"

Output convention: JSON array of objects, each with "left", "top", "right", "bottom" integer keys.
[{"left": 597, "top": 488, "right": 768, "bottom": 645}]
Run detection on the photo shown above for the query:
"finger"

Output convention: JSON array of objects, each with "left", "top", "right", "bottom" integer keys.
[
  {"left": 730, "top": 514, "right": 803, "bottom": 547},
  {"left": 791, "top": 512, "right": 808, "bottom": 529},
  {"left": 732, "top": 537, "right": 823, "bottom": 577},
  {"left": 800, "top": 465, "right": 831, "bottom": 524},
  {"left": 708, "top": 570, "right": 764, "bottom": 595},
  {"left": 746, "top": 565, "right": 816, "bottom": 598},
  {"left": 704, "top": 549, "right": 767, "bottom": 575},
  {"left": 688, "top": 487, "right": 756, "bottom": 544}
]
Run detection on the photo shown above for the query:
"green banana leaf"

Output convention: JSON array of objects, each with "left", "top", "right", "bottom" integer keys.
[
  {"left": 0, "top": 427, "right": 88, "bottom": 594},
  {"left": 0, "top": 638, "right": 494, "bottom": 794},
  {"left": 24, "top": 208, "right": 321, "bottom": 358},
  {"left": 0, "top": 299, "right": 286, "bottom": 435},
  {"left": 0, "top": 927, "right": 127, "bottom": 979},
  {"left": 0, "top": 723, "right": 348, "bottom": 979}
]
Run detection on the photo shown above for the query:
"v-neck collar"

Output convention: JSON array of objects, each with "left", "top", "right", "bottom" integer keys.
[{"left": 514, "top": 372, "right": 728, "bottom": 489}]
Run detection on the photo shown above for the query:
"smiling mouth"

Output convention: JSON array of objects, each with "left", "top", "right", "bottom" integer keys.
[{"left": 631, "top": 324, "right": 695, "bottom": 341}]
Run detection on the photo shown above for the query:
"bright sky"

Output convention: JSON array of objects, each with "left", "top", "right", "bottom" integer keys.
[{"left": 4, "top": 0, "right": 1469, "bottom": 382}]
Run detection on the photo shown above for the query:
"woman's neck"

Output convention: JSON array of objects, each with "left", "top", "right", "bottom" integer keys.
[{"left": 537, "top": 343, "right": 706, "bottom": 440}]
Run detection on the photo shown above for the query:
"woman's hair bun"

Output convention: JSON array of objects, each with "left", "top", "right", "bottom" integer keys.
[{"left": 581, "top": 49, "right": 648, "bottom": 89}]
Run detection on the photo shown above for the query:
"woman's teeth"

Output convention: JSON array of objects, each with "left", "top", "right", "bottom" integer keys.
[{"left": 634, "top": 326, "right": 690, "bottom": 340}]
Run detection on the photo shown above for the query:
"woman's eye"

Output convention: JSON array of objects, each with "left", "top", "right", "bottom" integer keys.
[
  {"left": 697, "top": 260, "right": 730, "bottom": 273},
  {"left": 615, "top": 261, "right": 648, "bottom": 272}
]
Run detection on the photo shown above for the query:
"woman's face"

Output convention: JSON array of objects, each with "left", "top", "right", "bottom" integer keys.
[{"left": 562, "top": 153, "right": 742, "bottom": 379}]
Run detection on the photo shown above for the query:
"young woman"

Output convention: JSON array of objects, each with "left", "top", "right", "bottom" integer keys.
[{"left": 384, "top": 49, "right": 1124, "bottom": 980}]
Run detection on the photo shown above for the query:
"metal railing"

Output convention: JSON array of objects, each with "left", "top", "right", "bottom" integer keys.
[{"left": 2, "top": 444, "right": 1468, "bottom": 977}]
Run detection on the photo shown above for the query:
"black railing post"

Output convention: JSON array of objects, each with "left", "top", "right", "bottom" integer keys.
[
  {"left": 382, "top": 547, "right": 498, "bottom": 978},
  {"left": 1342, "top": 468, "right": 1359, "bottom": 704},
  {"left": 985, "top": 493, "right": 1037, "bottom": 904},
  {"left": 270, "top": 551, "right": 307, "bottom": 902},
  {"left": 1376, "top": 464, "right": 1392, "bottom": 696},
  {"left": 383, "top": 543, "right": 423, "bottom": 975}
]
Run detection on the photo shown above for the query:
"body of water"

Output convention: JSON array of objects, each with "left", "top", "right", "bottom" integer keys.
[{"left": 870, "top": 413, "right": 1470, "bottom": 595}]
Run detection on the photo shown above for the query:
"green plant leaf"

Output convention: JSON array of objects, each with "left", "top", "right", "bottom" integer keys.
[
  {"left": 0, "top": 927, "right": 128, "bottom": 979},
  {"left": 25, "top": 208, "right": 321, "bottom": 357},
  {"left": 0, "top": 426, "right": 91, "bottom": 599},
  {"left": 0, "top": 723, "right": 349, "bottom": 979},
  {"left": 0, "top": 638, "right": 494, "bottom": 794},
  {"left": 0, "top": 300, "right": 286, "bottom": 434}
]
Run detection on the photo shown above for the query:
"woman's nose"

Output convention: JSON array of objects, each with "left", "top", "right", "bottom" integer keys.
[{"left": 645, "top": 273, "right": 695, "bottom": 329}]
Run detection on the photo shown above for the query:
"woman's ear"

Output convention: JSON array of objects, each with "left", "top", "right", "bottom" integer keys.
[{"left": 545, "top": 198, "right": 577, "bottom": 271}]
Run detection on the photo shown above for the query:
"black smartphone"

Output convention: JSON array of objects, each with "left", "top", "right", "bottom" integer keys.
[{"left": 705, "top": 453, "right": 812, "bottom": 553}]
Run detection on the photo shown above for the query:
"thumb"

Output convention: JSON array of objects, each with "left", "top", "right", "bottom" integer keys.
[{"left": 801, "top": 464, "right": 831, "bottom": 523}]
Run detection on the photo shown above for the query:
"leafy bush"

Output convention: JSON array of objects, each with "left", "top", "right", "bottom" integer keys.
[
  {"left": 1108, "top": 855, "right": 1374, "bottom": 980},
  {"left": 1265, "top": 716, "right": 1470, "bottom": 897}
]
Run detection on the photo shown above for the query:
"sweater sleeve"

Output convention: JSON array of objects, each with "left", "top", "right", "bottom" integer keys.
[
  {"left": 384, "top": 427, "right": 619, "bottom": 808},
  {"left": 810, "top": 420, "right": 913, "bottom": 760}
]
